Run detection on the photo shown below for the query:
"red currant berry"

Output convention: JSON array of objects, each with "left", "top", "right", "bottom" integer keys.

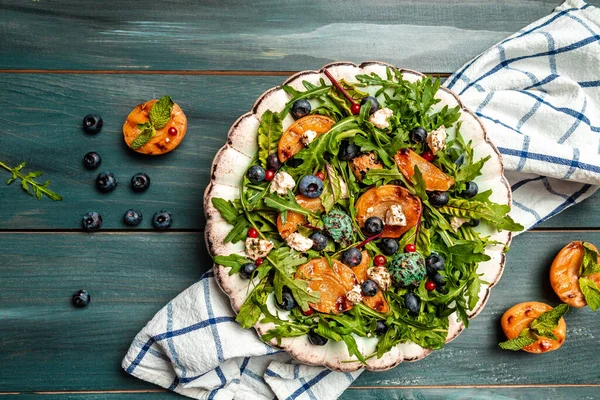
[
  {"left": 422, "top": 150, "right": 435, "bottom": 162},
  {"left": 350, "top": 103, "right": 361, "bottom": 115},
  {"left": 374, "top": 255, "right": 386, "bottom": 266},
  {"left": 255, "top": 258, "right": 263, "bottom": 266},
  {"left": 315, "top": 171, "right": 325, "bottom": 181},
  {"left": 302, "top": 308, "right": 314, "bottom": 316},
  {"left": 425, "top": 281, "right": 437, "bottom": 291},
  {"left": 404, "top": 243, "right": 416, "bottom": 253},
  {"left": 265, "top": 169, "right": 275, "bottom": 181},
  {"left": 247, "top": 227, "right": 259, "bottom": 238},
  {"left": 168, "top": 127, "right": 178, "bottom": 136}
]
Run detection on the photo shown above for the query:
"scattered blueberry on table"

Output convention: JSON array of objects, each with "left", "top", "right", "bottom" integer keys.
[
  {"left": 131, "top": 172, "right": 151, "bottom": 192},
  {"left": 83, "top": 152, "right": 102, "bottom": 170},
  {"left": 72, "top": 290, "right": 90, "bottom": 308},
  {"left": 96, "top": 171, "right": 117, "bottom": 193},
  {"left": 82, "top": 113, "right": 103, "bottom": 134},
  {"left": 123, "top": 209, "right": 143, "bottom": 226},
  {"left": 82, "top": 212, "right": 102, "bottom": 231},
  {"left": 152, "top": 210, "right": 172, "bottom": 229}
]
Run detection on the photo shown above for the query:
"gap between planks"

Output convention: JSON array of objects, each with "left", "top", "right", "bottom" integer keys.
[
  {"left": 0, "top": 69, "right": 451, "bottom": 78},
  {"left": 3, "top": 384, "right": 600, "bottom": 395}
]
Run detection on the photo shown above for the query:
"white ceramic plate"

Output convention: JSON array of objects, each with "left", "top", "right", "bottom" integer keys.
[{"left": 204, "top": 61, "right": 512, "bottom": 372}]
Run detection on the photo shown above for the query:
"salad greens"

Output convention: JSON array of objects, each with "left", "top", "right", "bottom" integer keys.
[{"left": 211, "top": 68, "right": 523, "bottom": 363}]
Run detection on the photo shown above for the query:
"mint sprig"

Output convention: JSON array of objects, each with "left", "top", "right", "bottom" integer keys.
[
  {"left": 149, "top": 95, "right": 174, "bottom": 130},
  {"left": 578, "top": 243, "right": 600, "bottom": 311},
  {"left": 499, "top": 329, "right": 537, "bottom": 351},
  {"left": 131, "top": 122, "right": 156, "bottom": 150},
  {"left": 0, "top": 161, "right": 62, "bottom": 201}
]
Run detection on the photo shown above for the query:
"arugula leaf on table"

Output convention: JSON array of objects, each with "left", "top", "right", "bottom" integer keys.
[
  {"left": 0, "top": 161, "right": 62, "bottom": 201},
  {"left": 257, "top": 110, "right": 283, "bottom": 168}
]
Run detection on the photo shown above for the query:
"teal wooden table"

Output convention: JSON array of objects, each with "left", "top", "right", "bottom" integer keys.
[{"left": 2, "top": 1, "right": 600, "bottom": 399}]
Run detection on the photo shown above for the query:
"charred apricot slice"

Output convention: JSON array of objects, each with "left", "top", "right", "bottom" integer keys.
[
  {"left": 276, "top": 195, "right": 324, "bottom": 239},
  {"left": 501, "top": 302, "right": 567, "bottom": 354},
  {"left": 295, "top": 258, "right": 358, "bottom": 314},
  {"left": 394, "top": 148, "right": 455, "bottom": 191},
  {"left": 550, "top": 241, "right": 600, "bottom": 307},
  {"left": 349, "top": 152, "right": 383, "bottom": 182},
  {"left": 278, "top": 115, "right": 335, "bottom": 162},
  {"left": 123, "top": 99, "right": 187, "bottom": 155},
  {"left": 351, "top": 251, "right": 390, "bottom": 313},
  {"left": 355, "top": 185, "right": 422, "bottom": 238}
]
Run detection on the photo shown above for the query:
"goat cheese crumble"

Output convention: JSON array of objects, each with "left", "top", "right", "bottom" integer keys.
[
  {"left": 369, "top": 107, "right": 393, "bottom": 129},
  {"left": 269, "top": 171, "right": 296, "bottom": 196},
  {"left": 385, "top": 204, "right": 407, "bottom": 226},
  {"left": 426, "top": 126, "right": 447, "bottom": 154},
  {"left": 245, "top": 237, "right": 273, "bottom": 261},
  {"left": 285, "top": 232, "right": 314, "bottom": 253}
]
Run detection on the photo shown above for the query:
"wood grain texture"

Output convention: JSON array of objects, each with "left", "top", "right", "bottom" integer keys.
[
  {"left": 2, "top": 1, "right": 600, "bottom": 72},
  {"left": 1, "top": 231, "right": 600, "bottom": 392},
  {"left": 0, "top": 73, "right": 599, "bottom": 230}
]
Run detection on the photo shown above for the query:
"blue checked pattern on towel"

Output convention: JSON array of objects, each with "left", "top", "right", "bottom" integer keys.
[
  {"left": 123, "top": 1, "right": 600, "bottom": 398},
  {"left": 444, "top": 0, "right": 600, "bottom": 231}
]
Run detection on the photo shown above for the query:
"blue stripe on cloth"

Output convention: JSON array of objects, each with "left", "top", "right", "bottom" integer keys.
[
  {"left": 460, "top": 35, "right": 600, "bottom": 95},
  {"left": 208, "top": 366, "right": 228, "bottom": 400},
  {"left": 203, "top": 276, "right": 225, "bottom": 362},
  {"left": 522, "top": 74, "right": 560, "bottom": 91},
  {"left": 513, "top": 199, "right": 542, "bottom": 220},
  {"left": 530, "top": 184, "right": 593, "bottom": 228},
  {"left": 244, "top": 369, "right": 266, "bottom": 384},
  {"left": 166, "top": 303, "right": 188, "bottom": 381},
  {"left": 558, "top": 98, "right": 587, "bottom": 144},
  {"left": 497, "top": 147, "right": 600, "bottom": 174},
  {"left": 132, "top": 339, "right": 170, "bottom": 362},
  {"left": 517, "top": 90, "right": 600, "bottom": 132},
  {"left": 265, "top": 369, "right": 283, "bottom": 379},
  {"left": 239, "top": 357, "right": 250, "bottom": 375},
  {"left": 299, "top": 375, "right": 318, "bottom": 400},
  {"left": 516, "top": 136, "right": 531, "bottom": 172},
  {"left": 294, "top": 364, "right": 300, "bottom": 379},
  {"left": 542, "top": 177, "right": 570, "bottom": 200},
  {"left": 343, "top": 373, "right": 355, "bottom": 383},
  {"left": 540, "top": 32, "right": 557, "bottom": 74},
  {"left": 517, "top": 92, "right": 545, "bottom": 130},
  {"left": 168, "top": 377, "right": 179, "bottom": 391},
  {"left": 564, "top": 148, "right": 581, "bottom": 180},
  {"left": 476, "top": 92, "right": 495, "bottom": 113},
  {"left": 565, "top": 13, "right": 600, "bottom": 46},
  {"left": 475, "top": 112, "right": 522, "bottom": 135},
  {"left": 285, "top": 370, "right": 332, "bottom": 400},
  {"left": 579, "top": 79, "right": 600, "bottom": 87},
  {"left": 511, "top": 176, "right": 545, "bottom": 192},
  {"left": 498, "top": 44, "right": 539, "bottom": 86},
  {"left": 126, "top": 338, "right": 155, "bottom": 374}
]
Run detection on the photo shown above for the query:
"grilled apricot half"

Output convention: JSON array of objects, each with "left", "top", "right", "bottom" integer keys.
[
  {"left": 550, "top": 241, "right": 600, "bottom": 307},
  {"left": 394, "top": 148, "right": 454, "bottom": 191},
  {"left": 278, "top": 115, "right": 335, "bottom": 162},
  {"left": 351, "top": 251, "right": 390, "bottom": 313}
]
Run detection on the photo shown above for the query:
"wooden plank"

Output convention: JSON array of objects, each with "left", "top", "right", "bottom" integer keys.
[
  {"left": 1, "top": 73, "right": 599, "bottom": 230},
  {"left": 1, "top": 231, "right": 600, "bottom": 392},
  {"left": 2, "top": 1, "right": 599, "bottom": 72}
]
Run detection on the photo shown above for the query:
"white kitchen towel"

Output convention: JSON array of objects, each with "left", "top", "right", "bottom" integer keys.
[{"left": 122, "top": 1, "right": 600, "bottom": 399}]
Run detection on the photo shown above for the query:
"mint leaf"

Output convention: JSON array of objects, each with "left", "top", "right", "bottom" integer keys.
[
  {"left": 211, "top": 198, "right": 241, "bottom": 223},
  {"left": 149, "top": 95, "right": 174, "bottom": 130},
  {"left": 257, "top": 110, "right": 283, "bottom": 168},
  {"left": 499, "top": 328, "right": 537, "bottom": 351},
  {"left": 581, "top": 242, "right": 600, "bottom": 277},
  {"left": 579, "top": 277, "right": 600, "bottom": 311},
  {"left": 530, "top": 303, "right": 569, "bottom": 338},
  {"left": 131, "top": 122, "right": 156, "bottom": 149},
  {"left": 214, "top": 253, "right": 249, "bottom": 275}
]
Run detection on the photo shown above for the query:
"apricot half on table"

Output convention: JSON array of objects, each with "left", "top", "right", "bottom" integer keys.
[
  {"left": 394, "top": 148, "right": 455, "bottom": 191},
  {"left": 501, "top": 302, "right": 567, "bottom": 354},
  {"left": 278, "top": 115, "right": 335, "bottom": 162},
  {"left": 355, "top": 184, "right": 422, "bottom": 238},
  {"left": 550, "top": 241, "right": 600, "bottom": 308},
  {"left": 295, "top": 258, "right": 358, "bottom": 314},
  {"left": 123, "top": 96, "right": 187, "bottom": 155}
]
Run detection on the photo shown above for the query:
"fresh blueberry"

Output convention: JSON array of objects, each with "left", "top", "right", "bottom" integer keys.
[
  {"left": 83, "top": 152, "right": 102, "bottom": 170},
  {"left": 467, "top": 218, "right": 481, "bottom": 227},
  {"left": 404, "top": 292, "right": 421, "bottom": 315},
  {"left": 308, "top": 331, "right": 328, "bottom": 346},
  {"left": 379, "top": 238, "right": 399, "bottom": 256},
  {"left": 298, "top": 175, "right": 324, "bottom": 198},
  {"left": 96, "top": 171, "right": 117, "bottom": 193},
  {"left": 410, "top": 127, "right": 427, "bottom": 143},
  {"left": 431, "top": 272, "right": 446, "bottom": 287},
  {"left": 360, "top": 96, "right": 380, "bottom": 114},
  {"left": 374, "top": 320, "right": 388, "bottom": 336},
  {"left": 240, "top": 262, "right": 257, "bottom": 280},
  {"left": 266, "top": 153, "right": 281, "bottom": 171},
  {"left": 361, "top": 280, "right": 379, "bottom": 297},
  {"left": 247, "top": 165, "right": 266, "bottom": 184},
  {"left": 72, "top": 290, "right": 91, "bottom": 308},
  {"left": 152, "top": 210, "right": 172, "bottom": 229},
  {"left": 341, "top": 247, "right": 362, "bottom": 267},
  {"left": 276, "top": 288, "right": 297, "bottom": 311},
  {"left": 131, "top": 173, "right": 151, "bottom": 192},
  {"left": 460, "top": 181, "right": 478, "bottom": 198},
  {"left": 428, "top": 191, "right": 449, "bottom": 207},
  {"left": 82, "top": 212, "right": 102, "bottom": 231},
  {"left": 291, "top": 99, "right": 311, "bottom": 119},
  {"left": 425, "top": 254, "right": 445, "bottom": 275},
  {"left": 82, "top": 114, "right": 103, "bottom": 134},
  {"left": 364, "top": 216, "right": 384, "bottom": 236},
  {"left": 338, "top": 140, "right": 359, "bottom": 161},
  {"left": 123, "top": 209, "right": 143, "bottom": 226},
  {"left": 309, "top": 232, "right": 328, "bottom": 251}
]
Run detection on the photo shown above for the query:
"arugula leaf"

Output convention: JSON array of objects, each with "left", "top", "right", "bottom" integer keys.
[
  {"left": 438, "top": 198, "right": 523, "bottom": 232},
  {"left": 214, "top": 253, "right": 249, "bottom": 275},
  {"left": 579, "top": 277, "right": 600, "bottom": 311},
  {"left": 0, "top": 161, "right": 62, "bottom": 201},
  {"left": 211, "top": 198, "right": 242, "bottom": 223},
  {"left": 342, "top": 334, "right": 367, "bottom": 364},
  {"left": 257, "top": 110, "right": 283, "bottom": 168},
  {"left": 530, "top": 303, "right": 569, "bottom": 339},
  {"left": 131, "top": 122, "right": 156, "bottom": 149},
  {"left": 279, "top": 80, "right": 331, "bottom": 119},
  {"left": 264, "top": 191, "right": 317, "bottom": 218},
  {"left": 149, "top": 95, "right": 174, "bottom": 129},
  {"left": 499, "top": 329, "right": 537, "bottom": 351},
  {"left": 456, "top": 156, "right": 491, "bottom": 182},
  {"left": 267, "top": 249, "right": 319, "bottom": 311},
  {"left": 412, "top": 166, "right": 427, "bottom": 201},
  {"left": 581, "top": 242, "right": 600, "bottom": 276},
  {"left": 363, "top": 164, "right": 409, "bottom": 186},
  {"left": 320, "top": 163, "right": 345, "bottom": 212},
  {"left": 236, "top": 280, "right": 270, "bottom": 328},
  {"left": 223, "top": 218, "right": 250, "bottom": 243}
]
